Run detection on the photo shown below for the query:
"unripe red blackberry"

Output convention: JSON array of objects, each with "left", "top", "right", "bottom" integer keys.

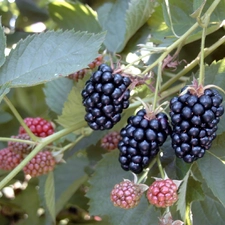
[
  {"left": 88, "top": 55, "right": 103, "bottom": 69},
  {"left": 19, "top": 117, "right": 54, "bottom": 137},
  {"left": 118, "top": 109, "right": 171, "bottom": 174},
  {"left": 23, "top": 151, "right": 56, "bottom": 177},
  {"left": 82, "top": 64, "right": 131, "bottom": 130},
  {"left": 68, "top": 69, "right": 87, "bottom": 81},
  {"left": 0, "top": 148, "right": 23, "bottom": 171},
  {"left": 170, "top": 85, "right": 224, "bottom": 163},
  {"left": 101, "top": 131, "right": 121, "bottom": 150},
  {"left": 147, "top": 179, "right": 178, "bottom": 208},
  {"left": 110, "top": 180, "right": 143, "bottom": 209},
  {"left": 8, "top": 134, "right": 33, "bottom": 156}
]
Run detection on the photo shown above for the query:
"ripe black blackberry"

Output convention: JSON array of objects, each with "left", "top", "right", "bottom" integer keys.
[
  {"left": 118, "top": 109, "right": 171, "bottom": 174},
  {"left": 81, "top": 64, "right": 131, "bottom": 130},
  {"left": 170, "top": 86, "right": 224, "bottom": 163}
]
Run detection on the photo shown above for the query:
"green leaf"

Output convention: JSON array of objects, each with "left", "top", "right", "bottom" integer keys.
[
  {"left": 43, "top": 78, "right": 73, "bottom": 114},
  {"left": 0, "top": 111, "right": 13, "bottom": 123},
  {"left": 209, "top": 133, "right": 225, "bottom": 159},
  {"left": 122, "top": 0, "right": 159, "bottom": 52},
  {"left": 45, "top": 172, "right": 56, "bottom": 223},
  {"left": 48, "top": 1, "right": 101, "bottom": 33},
  {"left": 197, "top": 152, "right": 225, "bottom": 207},
  {"left": 97, "top": 0, "right": 157, "bottom": 52},
  {"left": 186, "top": 176, "right": 204, "bottom": 204},
  {"left": 192, "top": 189, "right": 225, "bottom": 225},
  {"left": 87, "top": 151, "right": 160, "bottom": 225},
  {"left": 191, "top": 0, "right": 206, "bottom": 18},
  {"left": 176, "top": 170, "right": 190, "bottom": 219},
  {"left": 0, "top": 30, "right": 105, "bottom": 87},
  {"left": 0, "top": 18, "right": 6, "bottom": 67},
  {"left": 56, "top": 85, "right": 85, "bottom": 128},
  {"left": 54, "top": 152, "right": 89, "bottom": 214}
]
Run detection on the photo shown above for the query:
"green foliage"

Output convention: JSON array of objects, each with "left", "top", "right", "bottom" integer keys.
[
  {"left": 48, "top": 1, "right": 101, "bottom": 33},
  {"left": 87, "top": 151, "right": 160, "bottom": 225},
  {"left": 43, "top": 78, "right": 74, "bottom": 115},
  {"left": 0, "top": 30, "right": 105, "bottom": 87},
  {"left": 0, "top": 0, "right": 225, "bottom": 224}
]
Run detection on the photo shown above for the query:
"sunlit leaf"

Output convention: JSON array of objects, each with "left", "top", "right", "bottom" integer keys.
[
  {"left": 0, "top": 18, "right": 6, "bottom": 67},
  {"left": 0, "top": 30, "right": 105, "bottom": 87}
]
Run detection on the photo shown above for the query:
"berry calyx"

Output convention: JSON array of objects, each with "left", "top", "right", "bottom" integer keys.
[
  {"left": 147, "top": 179, "right": 178, "bottom": 208},
  {"left": 23, "top": 151, "right": 56, "bottom": 177},
  {"left": 110, "top": 179, "right": 147, "bottom": 209},
  {"left": 0, "top": 148, "right": 23, "bottom": 171},
  {"left": 19, "top": 117, "right": 55, "bottom": 137},
  {"left": 101, "top": 131, "right": 121, "bottom": 150}
]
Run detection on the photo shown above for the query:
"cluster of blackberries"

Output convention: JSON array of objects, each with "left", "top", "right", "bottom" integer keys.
[
  {"left": 81, "top": 64, "right": 131, "bottom": 130},
  {"left": 170, "top": 88, "right": 224, "bottom": 163},
  {"left": 118, "top": 109, "right": 171, "bottom": 174}
]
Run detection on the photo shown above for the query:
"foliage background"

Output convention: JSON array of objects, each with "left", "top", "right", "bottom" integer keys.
[{"left": 0, "top": 0, "right": 225, "bottom": 225}]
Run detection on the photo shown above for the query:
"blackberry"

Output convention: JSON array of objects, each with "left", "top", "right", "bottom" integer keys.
[
  {"left": 19, "top": 117, "right": 54, "bottom": 137},
  {"left": 23, "top": 151, "right": 56, "bottom": 177},
  {"left": 8, "top": 134, "right": 33, "bottom": 156},
  {"left": 110, "top": 180, "right": 143, "bottom": 209},
  {"left": 118, "top": 109, "right": 171, "bottom": 174},
  {"left": 82, "top": 64, "right": 131, "bottom": 130},
  {"left": 147, "top": 179, "right": 178, "bottom": 208},
  {"left": 170, "top": 87, "right": 224, "bottom": 163},
  {"left": 101, "top": 131, "right": 121, "bottom": 150}
]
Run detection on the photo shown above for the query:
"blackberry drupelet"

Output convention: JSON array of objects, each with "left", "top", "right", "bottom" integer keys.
[
  {"left": 82, "top": 64, "right": 131, "bottom": 130},
  {"left": 170, "top": 88, "right": 224, "bottom": 163},
  {"left": 118, "top": 109, "right": 171, "bottom": 174}
]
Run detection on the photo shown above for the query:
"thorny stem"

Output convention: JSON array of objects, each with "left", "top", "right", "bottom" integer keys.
[
  {"left": 0, "top": 121, "right": 86, "bottom": 190},
  {"left": 160, "top": 35, "right": 225, "bottom": 93},
  {"left": 157, "top": 154, "right": 165, "bottom": 179},
  {"left": 4, "top": 96, "right": 38, "bottom": 142}
]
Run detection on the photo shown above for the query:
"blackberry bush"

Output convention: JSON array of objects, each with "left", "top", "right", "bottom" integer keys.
[
  {"left": 81, "top": 63, "right": 131, "bottom": 130},
  {"left": 170, "top": 85, "right": 224, "bottom": 163},
  {"left": 118, "top": 108, "right": 171, "bottom": 174}
]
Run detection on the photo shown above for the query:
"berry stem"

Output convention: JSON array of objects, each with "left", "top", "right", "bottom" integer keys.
[
  {"left": 137, "top": 157, "right": 157, "bottom": 184},
  {"left": 3, "top": 96, "right": 38, "bottom": 142},
  {"left": 185, "top": 203, "right": 192, "bottom": 225},
  {"left": 140, "top": 22, "right": 199, "bottom": 76},
  {"left": 157, "top": 154, "right": 165, "bottom": 179},
  {"left": 139, "top": 0, "right": 221, "bottom": 77},
  {"left": 0, "top": 121, "right": 86, "bottom": 189},
  {"left": 152, "top": 62, "right": 162, "bottom": 110},
  {"left": 160, "top": 35, "right": 225, "bottom": 92},
  {"left": 0, "top": 137, "right": 36, "bottom": 145},
  {"left": 198, "top": 26, "right": 207, "bottom": 85},
  {"left": 57, "top": 134, "right": 84, "bottom": 154}
]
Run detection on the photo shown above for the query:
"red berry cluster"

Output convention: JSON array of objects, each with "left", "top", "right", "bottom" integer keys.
[
  {"left": 0, "top": 117, "right": 57, "bottom": 177},
  {"left": 146, "top": 179, "right": 178, "bottom": 208},
  {"left": 68, "top": 55, "right": 103, "bottom": 81},
  {"left": 110, "top": 180, "right": 143, "bottom": 209},
  {"left": 101, "top": 131, "right": 121, "bottom": 151}
]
